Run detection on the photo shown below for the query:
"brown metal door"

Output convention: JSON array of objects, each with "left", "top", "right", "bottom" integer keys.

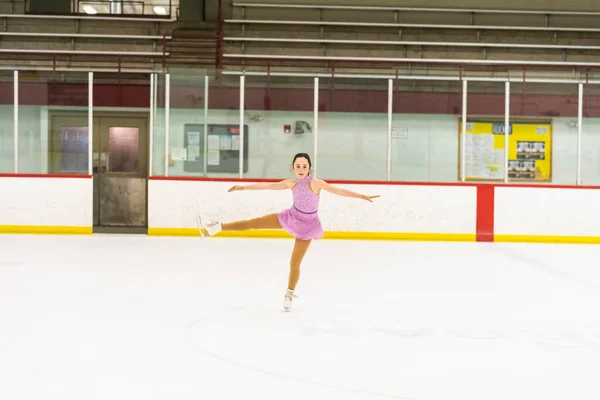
[{"left": 93, "top": 115, "right": 149, "bottom": 229}]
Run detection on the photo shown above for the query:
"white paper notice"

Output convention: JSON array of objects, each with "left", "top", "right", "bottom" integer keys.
[
  {"left": 220, "top": 136, "right": 232, "bottom": 150},
  {"left": 231, "top": 135, "right": 240, "bottom": 151},
  {"left": 207, "top": 150, "right": 220, "bottom": 166},
  {"left": 170, "top": 147, "right": 187, "bottom": 161},
  {"left": 465, "top": 133, "right": 503, "bottom": 179},
  {"left": 187, "top": 131, "right": 200, "bottom": 145},
  {"left": 392, "top": 127, "right": 408, "bottom": 139},
  {"left": 208, "top": 135, "right": 220, "bottom": 151},
  {"left": 188, "top": 147, "right": 200, "bottom": 161}
]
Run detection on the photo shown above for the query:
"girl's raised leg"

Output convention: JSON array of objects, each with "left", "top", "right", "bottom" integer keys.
[
  {"left": 222, "top": 213, "right": 281, "bottom": 231},
  {"left": 197, "top": 213, "right": 281, "bottom": 236}
]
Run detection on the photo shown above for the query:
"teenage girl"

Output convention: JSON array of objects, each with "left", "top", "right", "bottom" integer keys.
[{"left": 197, "top": 153, "right": 379, "bottom": 311}]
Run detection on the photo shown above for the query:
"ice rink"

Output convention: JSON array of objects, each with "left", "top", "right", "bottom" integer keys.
[{"left": 1, "top": 234, "right": 599, "bottom": 400}]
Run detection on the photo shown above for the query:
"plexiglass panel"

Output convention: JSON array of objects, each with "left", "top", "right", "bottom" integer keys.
[
  {"left": 0, "top": 71, "right": 14, "bottom": 173},
  {"left": 391, "top": 79, "right": 461, "bottom": 182},
  {"left": 462, "top": 81, "right": 507, "bottom": 182},
  {"left": 243, "top": 74, "right": 314, "bottom": 179},
  {"left": 318, "top": 77, "right": 387, "bottom": 180},
  {"left": 20, "top": 72, "right": 89, "bottom": 174},
  {"left": 510, "top": 82, "right": 578, "bottom": 184},
  {"left": 580, "top": 83, "right": 600, "bottom": 185},
  {"left": 157, "top": 69, "right": 240, "bottom": 177}
]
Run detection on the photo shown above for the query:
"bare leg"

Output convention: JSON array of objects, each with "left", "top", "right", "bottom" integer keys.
[
  {"left": 288, "top": 238, "right": 312, "bottom": 290},
  {"left": 222, "top": 213, "right": 282, "bottom": 231}
]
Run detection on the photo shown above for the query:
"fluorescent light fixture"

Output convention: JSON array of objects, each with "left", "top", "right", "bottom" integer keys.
[
  {"left": 153, "top": 6, "right": 167, "bottom": 15},
  {"left": 83, "top": 5, "right": 97, "bottom": 14}
]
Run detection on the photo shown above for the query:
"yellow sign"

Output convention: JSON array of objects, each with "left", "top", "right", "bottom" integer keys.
[{"left": 459, "top": 120, "right": 552, "bottom": 182}]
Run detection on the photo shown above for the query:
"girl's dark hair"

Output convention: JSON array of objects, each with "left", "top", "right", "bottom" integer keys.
[{"left": 292, "top": 153, "right": 312, "bottom": 171}]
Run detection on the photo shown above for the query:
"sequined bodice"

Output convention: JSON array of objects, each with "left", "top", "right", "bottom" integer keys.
[{"left": 293, "top": 175, "right": 319, "bottom": 214}]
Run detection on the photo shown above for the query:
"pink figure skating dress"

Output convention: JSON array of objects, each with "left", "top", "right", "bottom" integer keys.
[{"left": 277, "top": 175, "right": 324, "bottom": 240}]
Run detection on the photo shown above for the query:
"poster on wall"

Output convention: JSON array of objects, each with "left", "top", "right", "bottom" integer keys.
[
  {"left": 183, "top": 124, "right": 249, "bottom": 174},
  {"left": 458, "top": 120, "right": 552, "bottom": 182}
]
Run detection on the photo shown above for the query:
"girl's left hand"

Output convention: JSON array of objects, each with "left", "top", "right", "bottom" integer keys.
[{"left": 361, "top": 195, "right": 380, "bottom": 202}]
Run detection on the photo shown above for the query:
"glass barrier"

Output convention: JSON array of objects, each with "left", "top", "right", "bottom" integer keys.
[
  {"left": 391, "top": 78, "right": 461, "bottom": 182},
  {"left": 153, "top": 73, "right": 166, "bottom": 176},
  {"left": 462, "top": 80, "right": 507, "bottom": 182},
  {"left": 510, "top": 82, "right": 578, "bottom": 184},
  {"left": 144, "top": 69, "right": 600, "bottom": 186},
  {"left": 243, "top": 74, "right": 315, "bottom": 180},
  {"left": 318, "top": 77, "right": 388, "bottom": 181},
  {"left": 0, "top": 71, "right": 14, "bottom": 173},
  {"left": 581, "top": 83, "right": 600, "bottom": 185},
  {"left": 160, "top": 69, "right": 239, "bottom": 177},
  {"left": 19, "top": 71, "right": 89, "bottom": 174}
]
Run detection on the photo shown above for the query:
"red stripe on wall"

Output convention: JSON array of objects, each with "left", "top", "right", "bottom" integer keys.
[{"left": 476, "top": 185, "right": 495, "bottom": 242}]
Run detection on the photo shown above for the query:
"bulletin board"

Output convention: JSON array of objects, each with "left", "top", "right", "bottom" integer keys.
[
  {"left": 458, "top": 119, "right": 552, "bottom": 182},
  {"left": 183, "top": 124, "right": 249, "bottom": 174}
]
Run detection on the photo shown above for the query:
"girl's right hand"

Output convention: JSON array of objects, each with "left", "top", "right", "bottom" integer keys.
[
  {"left": 361, "top": 194, "right": 380, "bottom": 202},
  {"left": 228, "top": 185, "right": 244, "bottom": 192}
]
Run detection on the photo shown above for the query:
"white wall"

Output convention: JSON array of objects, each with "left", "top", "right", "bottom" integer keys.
[
  {"left": 0, "top": 177, "right": 93, "bottom": 228},
  {"left": 148, "top": 179, "right": 478, "bottom": 234}
]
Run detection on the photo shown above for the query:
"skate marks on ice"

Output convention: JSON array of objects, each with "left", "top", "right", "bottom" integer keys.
[
  {"left": 376, "top": 326, "right": 600, "bottom": 354},
  {"left": 185, "top": 304, "right": 600, "bottom": 400},
  {"left": 491, "top": 242, "right": 600, "bottom": 293},
  {"left": 185, "top": 305, "right": 416, "bottom": 400},
  {"left": 0, "top": 261, "right": 22, "bottom": 267}
]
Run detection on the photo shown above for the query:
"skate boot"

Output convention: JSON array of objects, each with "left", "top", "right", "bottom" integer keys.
[
  {"left": 283, "top": 289, "right": 297, "bottom": 312},
  {"left": 196, "top": 215, "right": 222, "bottom": 237}
]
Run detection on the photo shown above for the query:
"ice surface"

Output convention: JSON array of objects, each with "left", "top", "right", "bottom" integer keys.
[{"left": 0, "top": 234, "right": 599, "bottom": 400}]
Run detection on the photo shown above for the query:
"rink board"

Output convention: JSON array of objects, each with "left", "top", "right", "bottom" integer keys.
[
  {"left": 0, "top": 175, "right": 93, "bottom": 235},
  {"left": 147, "top": 178, "right": 600, "bottom": 243},
  {"left": 494, "top": 186, "right": 600, "bottom": 242},
  {"left": 147, "top": 178, "right": 479, "bottom": 241},
  {"left": 3, "top": 175, "right": 600, "bottom": 243}
]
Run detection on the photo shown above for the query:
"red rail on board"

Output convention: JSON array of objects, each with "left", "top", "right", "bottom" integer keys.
[{"left": 0, "top": 174, "right": 92, "bottom": 178}]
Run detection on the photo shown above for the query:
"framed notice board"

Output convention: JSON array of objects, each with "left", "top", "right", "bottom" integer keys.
[
  {"left": 458, "top": 119, "right": 552, "bottom": 182},
  {"left": 183, "top": 123, "right": 249, "bottom": 173}
]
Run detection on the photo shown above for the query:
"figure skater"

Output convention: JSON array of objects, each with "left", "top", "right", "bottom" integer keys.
[{"left": 197, "top": 153, "right": 379, "bottom": 311}]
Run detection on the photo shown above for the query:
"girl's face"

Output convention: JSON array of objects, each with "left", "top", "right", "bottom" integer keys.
[{"left": 293, "top": 157, "right": 310, "bottom": 178}]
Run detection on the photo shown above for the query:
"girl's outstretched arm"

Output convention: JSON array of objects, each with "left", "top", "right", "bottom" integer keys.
[
  {"left": 228, "top": 179, "right": 295, "bottom": 192},
  {"left": 313, "top": 179, "right": 380, "bottom": 202}
]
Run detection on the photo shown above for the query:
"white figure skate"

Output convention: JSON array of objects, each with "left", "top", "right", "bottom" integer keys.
[
  {"left": 196, "top": 215, "right": 222, "bottom": 237},
  {"left": 283, "top": 289, "right": 297, "bottom": 312}
]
